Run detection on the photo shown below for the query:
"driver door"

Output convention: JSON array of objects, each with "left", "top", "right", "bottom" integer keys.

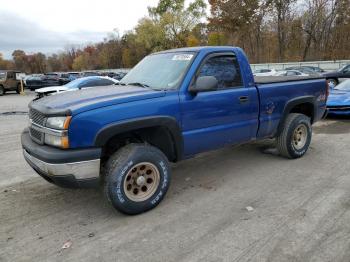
[{"left": 180, "top": 53, "right": 259, "bottom": 156}]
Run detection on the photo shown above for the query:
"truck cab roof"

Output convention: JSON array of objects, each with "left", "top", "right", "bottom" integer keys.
[{"left": 155, "top": 46, "right": 243, "bottom": 54}]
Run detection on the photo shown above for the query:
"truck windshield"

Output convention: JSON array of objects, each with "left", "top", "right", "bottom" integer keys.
[
  {"left": 0, "top": 72, "right": 5, "bottom": 80},
  {"left": 120, "top": 52, "right": 195, "bottom": 90}
]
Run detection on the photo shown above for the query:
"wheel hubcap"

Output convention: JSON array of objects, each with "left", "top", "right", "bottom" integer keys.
[
  {"left": 293, "top": 124, "right": 308, "bottom": 150},
  {"left": 123, "top": 162, "right": 160, "bottom": 202}
]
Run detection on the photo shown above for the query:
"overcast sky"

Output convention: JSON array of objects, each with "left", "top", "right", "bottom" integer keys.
[{"left": 0, "top": 0, "right": 162, "bottom": 59}]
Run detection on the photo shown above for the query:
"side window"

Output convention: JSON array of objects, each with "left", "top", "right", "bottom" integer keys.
[
  {"left": 78, "top": 80, "right": 91, "bottom": 88},
  {"left": 343, "top": 65, "right": 350, "bottom": 73},
  {"left": 83, "top": 80, "right": 98, "bottom": 87},
  {"left": 7, "top": 72, "right": 14, "bottom": 79},
  {"left": 100, "top": 79, "right": 114, "bottom": 85},
  {"left": 198, "top": 55, "right": 243, "bottom": 89}
]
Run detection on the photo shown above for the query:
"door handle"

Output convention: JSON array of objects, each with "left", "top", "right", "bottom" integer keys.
[{"left": 239, "top": 96, "right": 249, "bottom": 103}]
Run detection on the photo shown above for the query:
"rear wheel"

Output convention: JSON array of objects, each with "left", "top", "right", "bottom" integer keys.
[
  {"left": 0, "top": 86, "right": 4, "bottom": 96},
  {"left": 276, "top": 113, "right": 312, "bottom": 159},
  {"left": 104, "top": 144, "right": 171, "bottom": 215}
]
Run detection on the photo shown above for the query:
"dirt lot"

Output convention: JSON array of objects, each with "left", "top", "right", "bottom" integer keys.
[{"left": 1, "top": 92, "right": 350, "bottom": 262}]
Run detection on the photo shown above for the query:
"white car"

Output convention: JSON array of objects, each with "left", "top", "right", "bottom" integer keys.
[
  {"left": 253, "top": 68, "right": 278, "bottom": 76},
  {"left": 35, "top": 76, "right": 119, "bottom": 97},
  {"left": 275, "top": 70, "right": 309, "bottom": 77}
]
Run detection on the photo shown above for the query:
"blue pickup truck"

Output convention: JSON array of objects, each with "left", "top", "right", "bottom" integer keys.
[{"left": 21, "top": 46, "right": 328, "bottom": 214}]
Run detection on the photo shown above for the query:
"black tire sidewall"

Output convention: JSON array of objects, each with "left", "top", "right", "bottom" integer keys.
[
  {"left": 0, "top": 86, "right": 4, "bottom": 96},
  {"left": 107, "top": 146, "right": 171, "bottom": 215},
  {"left": 286, "top": 116, "right": 312, "bottom": 158}
]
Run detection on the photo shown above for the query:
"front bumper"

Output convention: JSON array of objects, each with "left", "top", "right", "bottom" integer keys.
[{"left": 21, "top": 129, "right": 101, "bottom": 188}]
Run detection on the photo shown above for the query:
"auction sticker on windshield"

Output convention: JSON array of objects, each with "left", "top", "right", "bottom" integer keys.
[{"left": 172, "top": 54, "right": 193, "bottom": 61}]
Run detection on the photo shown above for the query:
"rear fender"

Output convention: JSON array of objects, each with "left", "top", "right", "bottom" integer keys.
[{"left": 276, "top": 96, "right": 316, "bottom": 136}]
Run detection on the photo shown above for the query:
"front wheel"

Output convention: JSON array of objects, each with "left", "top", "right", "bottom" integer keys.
[
  {"left": 0, "top": 86, "right": 4, "bottom": 96},
  {"left": 104, "top": 144, "right": 171, "bottom": 215},
  {"left": 16, "top": 84, "right": 21, "bottom": 94},
  {"left": 276, "top": 113, "right": 312, "bottom": 159}
]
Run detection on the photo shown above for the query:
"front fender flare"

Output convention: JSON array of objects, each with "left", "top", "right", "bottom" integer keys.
[{"left": 94, "top": 116, "right": 183, "bottom": 161}]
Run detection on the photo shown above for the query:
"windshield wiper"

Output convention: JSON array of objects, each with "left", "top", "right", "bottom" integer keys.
[{"left": 127, "top": 82, "right": 150, "bottom": 88}]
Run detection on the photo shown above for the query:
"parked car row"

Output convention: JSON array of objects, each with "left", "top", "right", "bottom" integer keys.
[
  {"left": 25, "top": 71, "right": 129, "bottom": 91},
  {"left": 253, "top": 65, "right": 350, "bottom": 86},
  {"left": 253, "top": 66, "right": 324, "bottom": 77},
  {"left": 35, "top": 76, "right": 119, "bottom": 98},
  {"left": 253, "top": 65, "right": 350, "bottom": 116},
  {"left": 0, "top": 69, "right": 129, "bottom": 96}
]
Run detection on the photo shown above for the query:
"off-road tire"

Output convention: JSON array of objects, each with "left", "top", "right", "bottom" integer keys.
[
  {"left": 16, "top": 84, "right": 21, "bottom": 94},
  {"left": 103, "top": 143, "right": 171, "bottom": 215},
  {"left": 276, "top": 113, "right": 312, "bottom": 159},
  {"left": 0, "top": 86, "right": 4, "bottom": 96}
]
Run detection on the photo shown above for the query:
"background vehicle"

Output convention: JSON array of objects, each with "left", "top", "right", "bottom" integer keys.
[
  {"left": 35, "top": 76, "right": 119, "bottom": 98},
  {"left": 67, "top": 72, "right": 80, "bottom": 81},
  {"left": 26, "top": 74, "right": 67, "bottom": 91},
  {"left": 0, "top": 70, "right": 23, "bottom": 96},
  {"left": 112, "top": 71, "right": 128, "bottom": 81},
  {"left": 253, "top": 68, "right": 277, "bottom": 76},
  {"left": 23, "top": 74, "right": 42, "bottom": 87},
  {"left": 323, "top": 64, "right": 350, "bottom": 88},
  {"left": 45, "top": 72, "right": 71, "bottom": 85},
  {"left": 286, "top": 66, "right": 324, "bottom": 74},
  {"left": 275, "top": 70, "right": 309, "bottom": 77},
  {"left": 80, "top": 71, "right": 101, "bottom": 77},
  {"left": 326, "top": 79, "right": 350, "bottom": 116},
  {"left": 21, "top": 46, "right": 328, "bottom": 215}
]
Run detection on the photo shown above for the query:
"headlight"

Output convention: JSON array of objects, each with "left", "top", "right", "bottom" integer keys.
[
  {"left": 44, "top": 116, "right": 71, "bottom": 148},
  {"left": 46, "top": 116, "right": 71, "bottom": 130},
  {"left": 44, "top": 134, "right": 69, "bottom": 148}
]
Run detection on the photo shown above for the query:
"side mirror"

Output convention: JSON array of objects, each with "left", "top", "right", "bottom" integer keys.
[{"left": 189, "top": 76, "right": 218, "bottom": 93}]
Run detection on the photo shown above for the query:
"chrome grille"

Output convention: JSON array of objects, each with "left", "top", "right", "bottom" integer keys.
[
  {"left": 29, "top": 127, "right": 43, "bottom": 144},
  {"left": 29, "top": 108, "right": 46, "bottom": 144},
  {"left": 29, "top": 109, "right": 45, "bottom": 126}
]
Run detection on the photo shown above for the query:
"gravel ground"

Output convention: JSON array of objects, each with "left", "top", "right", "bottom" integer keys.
[{"left": 1, "top": 93, "right": 350, "bottom": 262}]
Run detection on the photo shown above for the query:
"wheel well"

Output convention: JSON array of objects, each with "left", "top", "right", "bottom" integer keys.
[
  {"left": 289, "top": 102, "right": 314, "bottom": 123},
  {"left": 101, "top": 126, "right": 178, "bottom": 163}
]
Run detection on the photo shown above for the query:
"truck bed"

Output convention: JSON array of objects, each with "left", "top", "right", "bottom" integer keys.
[{"left": 254, "top": 76, "right": 325, "bottom": 84}]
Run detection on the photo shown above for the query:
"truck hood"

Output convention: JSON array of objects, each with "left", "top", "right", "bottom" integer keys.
[
  {"left": 30, "top": 85, "right": 166, "bottom": 116},
  {"left": 327, "top": 90, "right": 350, "bottom": 106}
]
